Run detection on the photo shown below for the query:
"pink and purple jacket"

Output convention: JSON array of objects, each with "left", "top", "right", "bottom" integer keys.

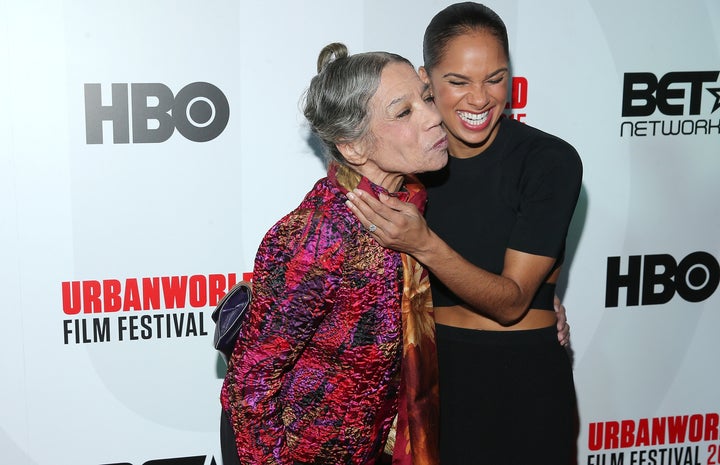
[{"left": 220, "top": 169, "right": 426, "bottom": 465}]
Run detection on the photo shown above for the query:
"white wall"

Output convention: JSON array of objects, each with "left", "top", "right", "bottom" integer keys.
[{"left": 1, "top": 1, "right": 718, "bottom": 463}]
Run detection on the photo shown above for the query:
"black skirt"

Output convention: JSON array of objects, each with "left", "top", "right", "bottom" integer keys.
[
  {"left": 220, "top": 409, "right": 242, "bottom": 465},
  {"left": 436, "top": 323, "right": 579, "bottom": 465}
]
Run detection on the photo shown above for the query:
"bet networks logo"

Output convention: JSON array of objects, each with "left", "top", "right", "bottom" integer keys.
[
  {"left": 620, "top": 71, "right": 720, "bottom": 137},
  {"left": 84, "top": 82, "right": 229, "bottom": 144}
]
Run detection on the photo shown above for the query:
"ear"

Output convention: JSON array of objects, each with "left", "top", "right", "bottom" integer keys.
[
  {"left": 418, "top": 66, "right": 430, "bottom": 84},
  {"left": 336, "top": 140, "right": 369, "bottom": 166}
]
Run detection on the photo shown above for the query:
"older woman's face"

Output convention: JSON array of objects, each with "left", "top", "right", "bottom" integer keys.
[{"left": 355, "top": 62, "right": 448, "bottom": 192}]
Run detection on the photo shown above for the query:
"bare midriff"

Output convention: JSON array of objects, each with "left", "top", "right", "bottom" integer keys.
[
  {"left": 434, "top": 305, "right": 556, "bottom": 330},
  {"left": 434, "top": 271, "right": 560, "bottom": 330}
]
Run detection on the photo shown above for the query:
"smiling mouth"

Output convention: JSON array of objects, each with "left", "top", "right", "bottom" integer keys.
[{"left": 458, "top": 110, "right": 489, "bottom": 127}]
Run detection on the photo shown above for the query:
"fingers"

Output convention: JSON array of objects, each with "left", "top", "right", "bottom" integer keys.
[
  {"left": 345, "top": 193, "right": 373, "bottom": 229},
  {"left": 554, "top": 296, "right": 570, "bottom": 347},
  {"left": 345, "top": 189, "right": 407, "bottom": 232},
  {"left": 345, "top": 188, "right": 429, "bottom": 255},
  {"left": 558, "top": 322, "right": 570, "bottom": 347}
]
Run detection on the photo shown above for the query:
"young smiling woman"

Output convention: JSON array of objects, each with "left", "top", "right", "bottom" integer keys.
[{"left": 345, "top": 3, "right": 582, "bottom": 464}]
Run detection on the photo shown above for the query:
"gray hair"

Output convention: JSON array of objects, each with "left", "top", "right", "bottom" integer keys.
[{"left": 302, "top": 42, "right": 412, "bottom": 165}]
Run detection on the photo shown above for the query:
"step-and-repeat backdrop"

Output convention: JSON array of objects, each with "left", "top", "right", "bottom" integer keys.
[{"left": 2, "top": 1, "right": 718, "bottom": 464}]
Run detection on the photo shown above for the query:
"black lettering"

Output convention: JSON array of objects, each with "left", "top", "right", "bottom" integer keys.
[
  {"left": 173, "top": 82, "right": 229, "bottom": 142},
  {"left": 140, "top": 314, "right": 154, "bottom": 339},
  {"left": 622, "top": 73, "right": 657, "bottom": 117},
  {"left": 641, "top": 254, "right": 677, "bottom": 305},
  {"left": 675, "top": 251, "right": 720, "bottom": 302},
  {"left": 606, "top": 256, "right": 641, "bottom": 307},
  {"left": 131, "top": 83, "right": 175, "bottom": 143},
  {"left": 84, "top": 83, "right": 130, "bottom": 144},
  {"left": 658, "top": 71, "right": 719, "bottom": 115}
]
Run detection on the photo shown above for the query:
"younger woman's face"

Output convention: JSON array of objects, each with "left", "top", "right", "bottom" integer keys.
[{"left": 421, "top": 30, "right": 509, "bottom": 159}]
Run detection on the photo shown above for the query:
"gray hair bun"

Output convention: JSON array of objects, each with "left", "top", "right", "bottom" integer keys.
[{"left": 316, "top": 42, "right": 348, "bottom": 73}]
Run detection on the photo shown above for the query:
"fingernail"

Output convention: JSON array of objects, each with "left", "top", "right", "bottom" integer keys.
[{"left": 346, "top": 192, "right": 355, "bottom": 200}]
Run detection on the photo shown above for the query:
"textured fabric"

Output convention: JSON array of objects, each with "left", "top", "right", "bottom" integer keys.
[
  {"left": 391, "top": 253, "right": 439, "bottom": 465},
  {"left": 220, "top": 166, "right": 437, "bottom": 465},
  {"left": 421, "top": 117, "right": 583, "bottom": 308},
  {"left": 435, "top": 324, "right": 577, "bottom": 465}
]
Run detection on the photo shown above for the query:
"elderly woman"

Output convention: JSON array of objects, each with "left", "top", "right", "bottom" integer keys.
[{"left": 220, "top": 43, "right": 447, "bottom": 465}]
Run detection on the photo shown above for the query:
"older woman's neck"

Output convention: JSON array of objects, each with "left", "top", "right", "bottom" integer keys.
[
  {"left": 356, "top": 166, "right": 404, "bottom": 193},
  {"left": 335, "top": 162, "right": 404, "bottom": 193}
]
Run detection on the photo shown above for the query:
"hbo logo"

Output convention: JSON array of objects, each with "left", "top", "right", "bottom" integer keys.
[
  {"left": 84, "top": 82, "right": 229, "bottom": 144},
  {"left": 605, "top": 252, "right": 719, "bottom": 307}
]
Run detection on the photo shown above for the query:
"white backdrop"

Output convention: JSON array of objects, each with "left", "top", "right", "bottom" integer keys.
[{"left": 1, "top": 1, "right": 718, "bottom": 464}]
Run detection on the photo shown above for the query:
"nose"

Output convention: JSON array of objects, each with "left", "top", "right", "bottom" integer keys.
[
  {"left": 423, "top": 100, "right": 443, "bottom": 130},
  {"left": 465, "top": 83, "right": 488, "bottom": 107}
]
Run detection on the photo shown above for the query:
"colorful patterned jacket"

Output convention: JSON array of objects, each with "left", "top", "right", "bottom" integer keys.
[{"left": 221, "top": 170, "right": 425, "bottom": 465}]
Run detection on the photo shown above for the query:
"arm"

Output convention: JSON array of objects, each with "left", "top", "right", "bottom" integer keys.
[
  {"left": 223, "top": 210, "right": 341, "bottom": 464},
  {"left": 347, "top": 138, "right": 582, "bottom": 327},
  {"left": 346, "top": 191, "right": 554, "bottom": 325}
]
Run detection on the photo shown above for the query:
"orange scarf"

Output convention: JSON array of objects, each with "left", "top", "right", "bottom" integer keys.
[
  {"left": 389, "top": 251, "right": 440, "bottom": 465},
  {"left": 329, "top": 163, "right": 439, "bottom": 464}
]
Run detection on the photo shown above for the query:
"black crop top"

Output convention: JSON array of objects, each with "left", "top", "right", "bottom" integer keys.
[{"left": 420, "top": 118, "right": 582, "bottom": 311}]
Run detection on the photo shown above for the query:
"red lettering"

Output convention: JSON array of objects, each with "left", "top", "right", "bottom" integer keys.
[
  {"left": 162, "top": 276, "right": 188, "bottom": 309},
  {"left": 652, "top": 417, "right": 666, "bottom": 445},
  {"left": 82, "top": 280, "right": 102, "bottom": 314},
  {"left": 605, "top": 421, "right": 620, "bottom": 449},
  {"left": 61, "top": 273, "right": 244, "bottom": 313},
  {"left": 588, "top": 422, "right": 603, "bottom": 451},
  {"left": 209, "top": 274, "right": 226, "bottom": 306},
  {"left": 636, "top": 418, "right": 650, "bottom": 447},
  {"left": 188, "top": 275, "right": 207, "bottom": 307},
  {"left": 620, "top": 420, "right": 635, "bottom": 448},
  {"left": 587, "top": 413, "right": 719, "bottom": 451},
  {"left": 142, "top": 277, "right": 161, "bottom": 309},
  {"left": 103, "top": 279, "right": 122, "bottom": 312},
  {"left": 667, "top": 415, "right": 689, "bottom": 443},
  {"left": 62, "top": 281, "right": 81, "bottom": 315},
  {"left": 511, "top": 76, "right": 528, "bottom": 109},
  {"left": 706, "top": 413, "right": 719, "bottom": 441},
  {"left": 123, "top": 278, "right": 141, "bottom": 311},
  {"left": 688, "top": 414, "right": 703, "bottom": 442}
]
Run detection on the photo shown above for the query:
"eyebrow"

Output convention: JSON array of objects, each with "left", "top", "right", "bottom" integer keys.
[
  {"left": 442, "top": 68, "right": 509, "bottom": 80},
  {"left": 387, "top": 83, "right": 432, "bottom": 109}
]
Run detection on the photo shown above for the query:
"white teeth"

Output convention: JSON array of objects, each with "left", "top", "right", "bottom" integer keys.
[{"left": 458, "top": 110, "right": 489, "bottom": 126}]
